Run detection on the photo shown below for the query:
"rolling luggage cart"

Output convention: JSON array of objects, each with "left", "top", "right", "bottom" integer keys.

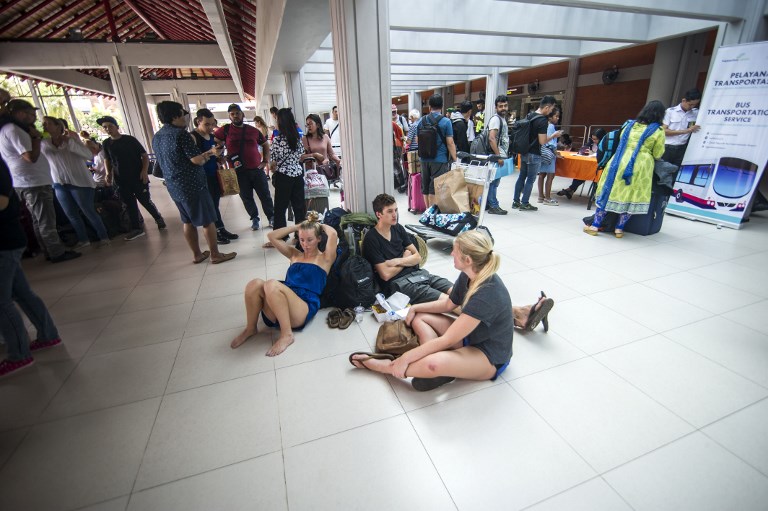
[{"left": 405, "top": 153, "right": 500, "bottom": 243}]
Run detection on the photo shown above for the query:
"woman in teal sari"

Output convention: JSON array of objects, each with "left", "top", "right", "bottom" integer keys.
[{"left": 584, "top": 100, "right": 666, "bottom": 237}]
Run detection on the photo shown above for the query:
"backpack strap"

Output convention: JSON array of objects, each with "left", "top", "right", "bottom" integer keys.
[{"left": 428, "top": 113, "right": 447, "bottom": 147}]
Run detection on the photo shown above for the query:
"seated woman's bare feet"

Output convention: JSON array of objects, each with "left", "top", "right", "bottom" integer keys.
[
  {"left": 266, "top": 334, "right": 294, "bottom": 356},
  {"left": 231, "top": 328, "right": 255, "bottom": 349}
]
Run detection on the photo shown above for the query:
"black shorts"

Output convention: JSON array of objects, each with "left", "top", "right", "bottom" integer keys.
[
  {"left": 420, "top": 161, "right": 451, "bottom": 195},
  {"left": 388, "top": 269, "right": 453, "bottom": 304}
]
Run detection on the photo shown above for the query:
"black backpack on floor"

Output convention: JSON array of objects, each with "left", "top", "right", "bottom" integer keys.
[{"left": 334, "top": 255, "right": 377, "bottom": 309}]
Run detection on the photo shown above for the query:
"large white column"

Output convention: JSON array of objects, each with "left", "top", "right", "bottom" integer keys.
[
  {"left": 647, "top": 38, "right": 684, "bottom": 106},
  {"left": 408, "top": 90, "right": 418, "bottom": 114},
  {"left": 330, "top": 0, "right": 392, "bottom": 213},
  {"left": 717, "top": 1, "right": 768, "bottom": 46},
  {"left": 110, "top": 64, "right": 154, "bottom": 150},
  {"left": 63, "top": 89, "right": 81, "bottom": 132},
  {"left": 646, "top": 33, "right": 708, "bottom": 107},
  {"left": 169, "top": 87, "right": 192, "bottom": 128},
  {"left": 26, "top": 80, "right": 45, "bottom": 112},
  {"left": 484, "top": 69, "right": 506, "bottom": 118},
  {"left": 284, "top": 70, "right": 308, "bottom": 124},
  {"left": 270, "top": 94, "right": 285, "bottom": 108},
  {"left": 443, "top": 86, "right": 455, "bottom": 110}
]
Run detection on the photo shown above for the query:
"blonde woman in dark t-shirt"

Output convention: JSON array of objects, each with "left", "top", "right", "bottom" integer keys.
[{"left": 350, "top": 230, "right": 515, "bottom": 392}]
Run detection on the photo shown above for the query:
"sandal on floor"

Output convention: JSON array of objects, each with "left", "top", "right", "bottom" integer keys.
[
  {"left": 524, "top": 291, "right": 555, "bottom": 331},
  {"left": 327, "top": 308, "right": 342, "bottom": 328},
  {"left": 614, "top": 230, "right": 624, "bottom": 238},
  {"left": 211, "top": 252, "right": 237, "bottom": 264},
  {"left": 583, "top": 226, "right": 598, "bottom": 236},
  {"left": 348, "top": 351, "right": 395, "bottom": 370},
  {"left": 193, "top": 251, "right": 210, "bottom": 264},
  {"left": 338, "top": 308, "right": 356, "bottom": 330}
]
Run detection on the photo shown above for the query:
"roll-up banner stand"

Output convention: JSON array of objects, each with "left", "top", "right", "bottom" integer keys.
[{"left": 666, "top": 41, "right": 768, "bottom": 229}]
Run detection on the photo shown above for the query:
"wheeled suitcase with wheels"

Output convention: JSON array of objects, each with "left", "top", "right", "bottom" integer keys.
[
  {"left": 408, "top": 172, "right": 426, "bottom": 213},
  {"left": 624, "top": 192, "right": 667, "bottom": 235}
]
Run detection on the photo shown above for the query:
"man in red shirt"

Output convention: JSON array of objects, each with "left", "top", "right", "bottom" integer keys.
[
  {"left": 214, "top": 104, "right": 274, "bottom": 230},
  {"left": 392, "top": 105, "right": 406, "bottom": 193}
]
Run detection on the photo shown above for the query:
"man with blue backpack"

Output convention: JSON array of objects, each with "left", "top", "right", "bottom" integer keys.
[
  {"left": 511, "top": 96, "right": 557, "bottom": 211},
  {"left": 417, "top": 94, "right": 457, "bottom": 207}
]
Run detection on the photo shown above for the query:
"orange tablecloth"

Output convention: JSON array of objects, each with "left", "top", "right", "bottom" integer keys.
[{"left": 556, "top": 153, "right": 601, "bottom": 182}]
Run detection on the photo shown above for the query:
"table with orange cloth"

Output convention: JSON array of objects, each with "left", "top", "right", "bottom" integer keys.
[{"left": 555, "top": 152, "right": 601, "bottom": 182}]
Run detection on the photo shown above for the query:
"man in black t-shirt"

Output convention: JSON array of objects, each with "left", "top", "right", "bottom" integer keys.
[
  {"left": 451, "top": 100, "right": 473, "bottom": 155},
  {"left": 0, "top": 156, "right": 63, "bottom": 378},
  {"left": 362, "top": 194, "right": 453, "bottom": 304},
  {"left": 512, "top": 96, "right": 557, "bottom": 211},
  {"left": 99, "top": 116, "right": 165, "bottom": 241},
  {"left": 362, "top": 193, "right": 557, "bottom": 331}
]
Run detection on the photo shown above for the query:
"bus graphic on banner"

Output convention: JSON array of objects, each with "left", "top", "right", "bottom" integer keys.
[{"left": 673, "top": 157, "right": 759, "bottom": 213}]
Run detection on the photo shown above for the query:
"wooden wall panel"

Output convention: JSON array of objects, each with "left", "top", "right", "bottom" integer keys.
[
  {"left": 570, "top": 80, "right": 651, "bottom": 133},
  {"left": 507, "top": 61, "right": 569, "bottom": 86},
  {"left": 579, "top": 43, "right": 657, "bottom": 74}
]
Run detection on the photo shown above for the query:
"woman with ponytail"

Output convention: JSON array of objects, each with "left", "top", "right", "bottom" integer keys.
[
  {"left": 350, "top": 230, "right": 514, "bottom": 391},
  {"left": 231, "top": 211, "right": 338, "bottom": 356},
  {"left": 585, "top": 100, "right": 666, "bottom": 237}
]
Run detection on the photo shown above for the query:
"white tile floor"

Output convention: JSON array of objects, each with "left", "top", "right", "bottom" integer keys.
[{"left": 2, "top": 174, "right": 768, "bottom": 511}]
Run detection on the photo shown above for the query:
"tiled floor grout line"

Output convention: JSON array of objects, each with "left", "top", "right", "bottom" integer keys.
[
  {"left": 401, "top": 411, "right": 460, "bottom": 511},
  {"left": 516, "top": 474, "right": 638, "bottom": 511},
  {"left": 505, "top": 382, "right": 603, "bottom": 476},
  {"left": 595, "top": 474, "right": 641, "bottom": 511},
  {"left": 585, "top": 352, "right": 768, "bottom": 479},
  {"left": 658, "top": 330, "right": 768, "bottom": 392},
  {"left": 272, "top": 362, "right": 292, "bottom": 511},
  {"left": 27, "top": 297, "right": 121, "bottom": 431},
  {"left": 123, "top": 450, "right": 284, "bottom": 502}
]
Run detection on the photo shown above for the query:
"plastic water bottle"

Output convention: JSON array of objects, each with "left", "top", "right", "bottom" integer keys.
[{"left": 354, "top": 305, "right": 364, "bottom": 323}]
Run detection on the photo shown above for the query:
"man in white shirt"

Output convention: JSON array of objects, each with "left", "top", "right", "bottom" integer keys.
[
  {"left": 0, "top": 100, "right": 79, "bottom": 262},
  {"left": 323, "top": 105, "right": 341, "bottom": 158},
  {"left": 662, "top": 88, "right": 701, "bottom": 166}
]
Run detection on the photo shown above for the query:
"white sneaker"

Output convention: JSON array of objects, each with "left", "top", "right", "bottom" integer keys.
[
  {"left": 543, "top": 199, "right": 559, "bottom": 206},
  {"left": 97, "top": 239, "right": 112, "bottom": 247},
  {"left": 74, "top": 240, "right": 91, "bottom": 249}
]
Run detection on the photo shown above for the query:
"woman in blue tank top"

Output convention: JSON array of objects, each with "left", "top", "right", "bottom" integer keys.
[{"left": 230, "top": 211, "right": 338, "bottom": 356}]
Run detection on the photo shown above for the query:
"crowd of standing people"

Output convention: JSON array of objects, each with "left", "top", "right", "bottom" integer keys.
[{"left": 0, "top": 83, "right": 700, "bottom": 385}]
